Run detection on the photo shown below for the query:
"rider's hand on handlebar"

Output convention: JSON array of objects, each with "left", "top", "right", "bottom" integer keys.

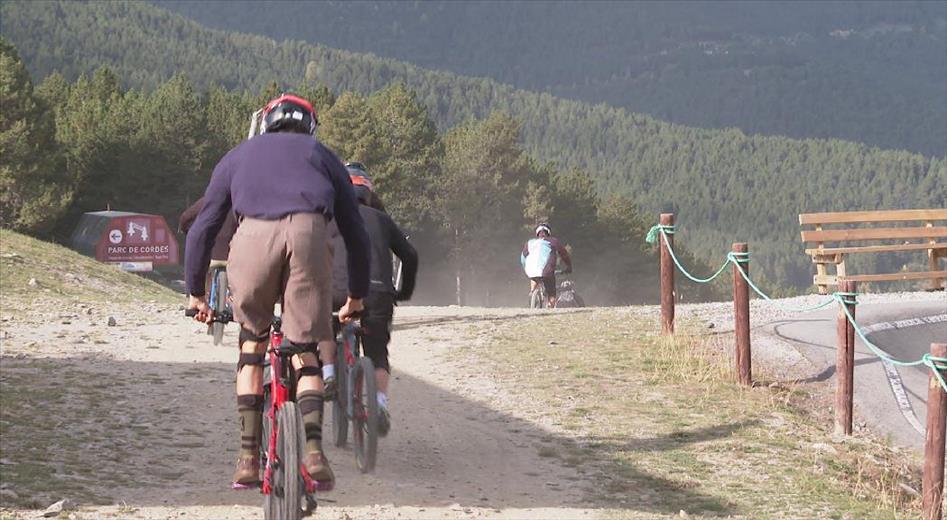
[
  {"left": 339, "top": 297, "right": 364, "bottom": 323},
  {"left": 187, "top": 295, "right": 213, "bottom": 323}
]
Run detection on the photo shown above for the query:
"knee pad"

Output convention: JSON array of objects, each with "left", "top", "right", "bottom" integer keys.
[
  {"left": 296, "top": 365, "right": 321, "bottom": 380},
  {"left": 237, "top": 394, "right": 264, "bottom": 410},
  {"left": 237, "top": 352, "right": 265, "bottom": 372}
]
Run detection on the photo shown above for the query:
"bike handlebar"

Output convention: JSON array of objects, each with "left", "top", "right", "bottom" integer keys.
[{"left": 184, "top": 308, "right": 233, "bottom": 323}]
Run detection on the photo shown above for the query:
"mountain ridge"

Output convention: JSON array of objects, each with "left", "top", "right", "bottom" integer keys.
[{"left": 150, "top": 0, "right": 947, "bottom": 157}]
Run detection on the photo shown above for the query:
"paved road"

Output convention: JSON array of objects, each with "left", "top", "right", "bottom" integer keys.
[{"left": 762, "top": 298, "right": 946, "bottom": 451}]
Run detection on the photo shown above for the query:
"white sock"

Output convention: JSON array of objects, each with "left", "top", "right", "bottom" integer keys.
[
  {"left": 377, "top": 392, "right": 388, "bottom": 409},
  {"left": 322, "top": 364, "right": 335, "bottom": 380}
]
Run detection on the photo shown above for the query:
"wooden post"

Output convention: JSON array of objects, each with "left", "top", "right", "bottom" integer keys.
[
  {"left": 929, "top": 220, "right": 945, "bottom": 291},
  {"left": 835, "top": 280, "right": 856, "bottom": 435},
  {"left": 815, "top": 223, "right": 827, "bottom": 295},
  {"left": 923, "top": 343, "right": 947, "bottom": 520},
  {"left": 732, "top": 243, "right": 751, "bottom": 386},
  {"left": 659, "top": 213, "right": 675, "bottom": 335}
]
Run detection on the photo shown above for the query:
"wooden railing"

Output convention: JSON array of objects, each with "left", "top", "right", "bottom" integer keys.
[{"left": 798, "top": 209, "right": 947, "bottom": 293}]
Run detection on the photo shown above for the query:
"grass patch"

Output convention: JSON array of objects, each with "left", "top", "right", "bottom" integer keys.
[
  {"left": 466, "top": 309, "right": 921, "bottom": 518},
  {"left": 0, "top": 229, "right": 178, "bottom": 317}
]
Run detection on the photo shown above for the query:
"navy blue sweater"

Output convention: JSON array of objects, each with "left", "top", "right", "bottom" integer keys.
[{"left": 185, "top": 133, "right": 370, "bottom": 298}]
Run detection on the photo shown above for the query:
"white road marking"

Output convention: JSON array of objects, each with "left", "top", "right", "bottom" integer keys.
[
  {"left": 881, "top": 360, "right": 926, "bottom": 435},
  {"left": 861, "top": 313, "right": 947, "bottom": 437}
]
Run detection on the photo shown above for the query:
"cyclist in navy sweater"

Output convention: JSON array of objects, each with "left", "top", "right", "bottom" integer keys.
[{"left": 185, "top": 94, "right": 370, "bottom": 488}]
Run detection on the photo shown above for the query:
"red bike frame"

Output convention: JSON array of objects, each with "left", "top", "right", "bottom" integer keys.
[{"left": 261, "top": 327, "right": 318, "bottom": 496}]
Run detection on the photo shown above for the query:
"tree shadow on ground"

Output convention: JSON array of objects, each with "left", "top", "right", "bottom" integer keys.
[{"left": 0, "top": 353, "right": 739, "bottom": 516}]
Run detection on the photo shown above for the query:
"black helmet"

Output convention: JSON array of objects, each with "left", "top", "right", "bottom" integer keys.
[{"left": 261, "top": 93, "right": 318, "bottom": 135}]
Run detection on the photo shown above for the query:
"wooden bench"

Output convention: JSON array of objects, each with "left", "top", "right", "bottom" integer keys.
[{"left": 799, "top": 209, "right": 947, "bottom": 294}]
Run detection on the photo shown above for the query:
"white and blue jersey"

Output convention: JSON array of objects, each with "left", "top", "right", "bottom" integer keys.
[{"left": 520, "top": 236, "right": 571, "bottom": 278}]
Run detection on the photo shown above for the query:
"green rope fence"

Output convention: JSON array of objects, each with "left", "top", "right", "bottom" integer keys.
[{"left": 646, "top": 223, "right": 947, "bottom": 391}]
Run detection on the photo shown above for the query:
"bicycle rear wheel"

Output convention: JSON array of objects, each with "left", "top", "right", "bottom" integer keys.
[
  {"left": 352, "top": 356, "right": 378, "bottom": 473},
  {"left": 211, "top": 269, "right": 227, "bottom": 345},
  {"left": 264, "top": 402, "right": 303, "bottom": 520},
  {"left": 332, "top": 341, "right": 348, "bottom": 447},
  {"left": 529, "top": 286, "right": 544, "bottom": 309}
]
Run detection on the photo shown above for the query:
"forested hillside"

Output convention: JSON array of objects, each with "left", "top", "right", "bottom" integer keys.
[
  {"left": 151, "top": 0, "right": 947, "bottom": 157},
  {"left": 1, "top": 39, "right": 726, "bottom": 306},
  {"left": 1, "top": 0, "right": 944, "bottom": 292}
]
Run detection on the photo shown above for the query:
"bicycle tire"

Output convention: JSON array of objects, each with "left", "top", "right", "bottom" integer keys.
[
  {"left": 261, "top": 399, "right": 275, "bottom": 519},
  {"left": 211, "top": 269, "right": 227, "bottom": 345},
  {"left": 352, "top": 356, "right": 378, "bottom": 473},
  {"left": 264, "top": 402, "right": 303, "bottom": 520},
  {"left": 332, "top": 341, "right": 348, "bottom": 447},
  {"left": 529, "top": 286, "right": 544, "bottom": 309},
  {"left": 292, "top": 397, "right": 316, "bottom": 517}
]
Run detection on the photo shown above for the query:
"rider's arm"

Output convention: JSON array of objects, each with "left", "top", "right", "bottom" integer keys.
[
  {"left": 520, "top": 241, "right": 529, "bottom": 267},
  {"left": 321, "top": 146, "right": 370, "bottom": 300},
  {"left": 387, "top": 216, "right": 418, "bottom": 301},
  {"left": 184, "top": 160, "right": 233, "bottom": 296}
]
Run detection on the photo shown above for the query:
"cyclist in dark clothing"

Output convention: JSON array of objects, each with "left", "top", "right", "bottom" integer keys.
[
  {"left": 328, "top": 165, "right": 418, "bottom": 436},
  {"left": 179, "top": 196, "right": 238, "bottom": 262}
]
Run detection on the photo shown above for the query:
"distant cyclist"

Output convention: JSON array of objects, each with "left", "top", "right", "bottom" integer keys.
[
  {"left": 185, "top": 93, "right": 370, "bottom": 488},
  {"left": 329, "top": 163, "right": 418, "bottom": 436},
  {"left": 520, "top": 223, "right": 572, "bottom": 308},
  {"left": 555, "top": 279, "right": 585, "bottom": 308},
  {"left": 179, "top": 196, "right": 238, "bottom": 292}
]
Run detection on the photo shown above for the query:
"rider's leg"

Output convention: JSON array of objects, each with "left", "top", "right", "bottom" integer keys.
[
  {"left": 317, "top": 339, "right": 336, "bottom": 399},
  {"left": 544, "top": 275, "right": 557, "bottom": 308},
  {"left": 361, "top": 292, "right": 394, "bottom": 435},
  {"left": 280, "top": 213, "right": 334, "bottom": 483},
  {"left": 233, "top": 328, "right": 268, "bottom": 485},
  {"left": 226, "top": 217, "right": 285, "bottom": 486},
  {"left": 292, "top": 348, "right": 334, "bottom": 484},
  {"left": 320, "top": 297, "right": 345, "bottom": 396}
]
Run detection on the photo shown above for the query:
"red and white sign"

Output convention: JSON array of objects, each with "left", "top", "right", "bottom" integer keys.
[{"left": 95, "top": 215, "right": 179, "bottom": 265}]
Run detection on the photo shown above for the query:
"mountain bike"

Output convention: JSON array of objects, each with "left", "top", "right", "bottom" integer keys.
[
  {"left": 331, "top": 320, "right": 379, "bottom": 473},
  {"left": 207, "top": 261, "right": 230, "bottom": 345},
  {"left": 185, "top": 309, "right": 321, "bottom": 519},
  {"left": 528, "top": 269, "right": 568, "bottom": 309},
  {"left": 528, "top": 280, "right": 547, "bottom": 309}
]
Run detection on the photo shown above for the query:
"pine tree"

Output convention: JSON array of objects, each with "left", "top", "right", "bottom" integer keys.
[{"left": 0, "top": 38, "right": 71, "bottom": 233}]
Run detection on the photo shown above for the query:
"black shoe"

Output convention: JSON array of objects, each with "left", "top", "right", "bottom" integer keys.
[{"left": 378, "top": 405, "right": 391, "bottom": 437}]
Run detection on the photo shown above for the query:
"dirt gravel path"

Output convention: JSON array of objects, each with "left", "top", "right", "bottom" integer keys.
[{"left": 0, "top": 304, "right": 607, "bottom": 519}]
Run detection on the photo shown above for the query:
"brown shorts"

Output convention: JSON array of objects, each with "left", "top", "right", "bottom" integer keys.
[{"left": 227, "top": 213, "right": 332, "bottom": 344}]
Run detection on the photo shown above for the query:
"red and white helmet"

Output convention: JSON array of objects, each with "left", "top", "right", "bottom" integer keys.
[{"left": 261, "top": 93, "right": 318, "bottom": 135}]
